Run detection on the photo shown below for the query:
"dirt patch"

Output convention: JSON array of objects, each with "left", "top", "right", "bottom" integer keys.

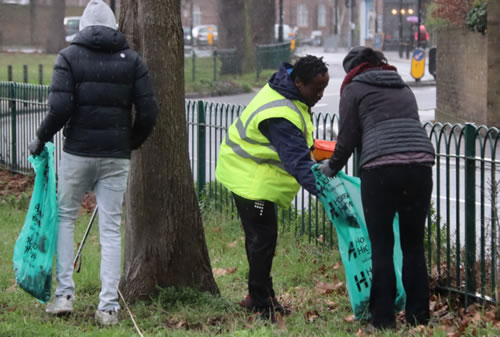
[
  {"left": 0, "top": 169, "right": 34, "bottom": 198},
  {"left": 0, "top": 168, "right": 95, "bottom": 213}
]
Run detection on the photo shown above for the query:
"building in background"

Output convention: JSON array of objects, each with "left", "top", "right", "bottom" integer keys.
[{"left": 1, "top": 0, "right": 430, "bottom": 52}]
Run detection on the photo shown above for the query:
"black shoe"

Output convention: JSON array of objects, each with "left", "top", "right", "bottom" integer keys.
[
  {"left": 240, "top": 294, "right": 275, "bottom": 323},
  {"left": 371, "top": 319, "right": 396, "bottom": 330},
  {"left": 270, "top": 297, "right": 292, "bottom": 315},
  {"left": 406, "top": 311, "right": 430, "bottom": 326}
]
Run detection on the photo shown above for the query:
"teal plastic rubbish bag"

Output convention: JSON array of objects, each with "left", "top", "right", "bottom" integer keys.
[
  {"left": 13, "top": 142, "right": 58, "bottom": 303},
  {"left": 312, "top": 165, "right": 406, "bottom": 320}
]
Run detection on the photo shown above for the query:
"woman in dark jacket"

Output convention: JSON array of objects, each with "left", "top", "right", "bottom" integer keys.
[{"left": 319, "top": 47, "right": 435, "bottom": 329}]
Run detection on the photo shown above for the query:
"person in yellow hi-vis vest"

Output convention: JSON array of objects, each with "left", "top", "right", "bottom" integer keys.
[{"left": 216, "top": 55, "right": 329, "bottom": 321}]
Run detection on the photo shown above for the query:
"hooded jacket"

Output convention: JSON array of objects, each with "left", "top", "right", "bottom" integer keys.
[
  {"left": 328, "top": 69, "right": 435, "bottom": 175},
  {"left": 37, "top": 1, "right": 157, "bottom": 158},
  {"left": 261, "top": 63, "right": 317, "bottom": 196}
]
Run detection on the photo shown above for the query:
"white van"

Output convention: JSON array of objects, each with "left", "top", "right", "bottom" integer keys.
[
  {"left": 64, "top": 16, "right": 81, "bottom": 43},
  {"left": 274, "top": 24, "right": 294, "bottom": 42}
]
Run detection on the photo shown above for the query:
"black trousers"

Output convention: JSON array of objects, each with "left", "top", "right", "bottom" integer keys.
[
  {"left": 360, "top": 164, "right": 432, "bottom": 328},
  {"left": 232, "top": 193, "right": 278, "bottom": 308}
]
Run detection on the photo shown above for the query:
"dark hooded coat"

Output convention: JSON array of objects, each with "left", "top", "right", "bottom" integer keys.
[{"left": 37, "top": 26, "right": 157, "bottom": 158}]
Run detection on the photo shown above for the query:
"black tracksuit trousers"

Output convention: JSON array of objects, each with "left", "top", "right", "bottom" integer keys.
[
  {"left": 359, "top": 164, "right": 433, "bottom": 328},
  {"left": 232, "top": 193, "right": 277, "bottom": 308}
]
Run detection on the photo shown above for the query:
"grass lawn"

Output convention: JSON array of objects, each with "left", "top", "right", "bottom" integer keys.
[
  {"left": 0, "top": 52, "right": 273, "bottom": 95},
  {"left": 0, "top": 53, "right": 56, "bottom": 85},
  {"left": 0, "top": 169, "right": 499, "bottom": 336}
]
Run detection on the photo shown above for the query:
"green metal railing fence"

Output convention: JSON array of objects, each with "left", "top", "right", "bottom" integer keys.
[
  {"left": 256, "top": 41, "right": 292, "bottom": 81},
  {"left": 1, "top": 82, "right": 498, "bottom": 306}
]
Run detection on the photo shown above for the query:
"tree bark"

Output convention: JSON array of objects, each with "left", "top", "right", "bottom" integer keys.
[
  {"left": 249, "top": 0, "right": 275, "bottom": 46},
  {"left": 217, "top": 0, "right": 275, "bottom": 73},
  {"left": 118, "top": 0, "right": 219, "bottom": 301},
  {"left": 45, "top": 0, "right": 65, "bottom": 53}
]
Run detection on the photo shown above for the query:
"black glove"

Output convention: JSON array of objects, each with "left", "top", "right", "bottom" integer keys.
[
  {"left": 318, "top": 160, "right": 335, "bottom": 177},
  {"left": 28, "top": 137, "right": 45, "bottom": 156}
]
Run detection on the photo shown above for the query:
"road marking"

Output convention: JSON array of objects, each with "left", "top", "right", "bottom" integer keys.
[{"left": 432, "top": 194, "right": 494, "bottom": 208}]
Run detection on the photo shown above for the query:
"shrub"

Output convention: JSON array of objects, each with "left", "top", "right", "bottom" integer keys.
[
  {"left": 466, "top": 1, "right": 488, "bottom": 34},
  {"left": 432, "top": 0, "right": 474, "bottom": 27}
]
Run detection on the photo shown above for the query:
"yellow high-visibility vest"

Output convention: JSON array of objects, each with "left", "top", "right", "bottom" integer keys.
[{"left": 215, "top": 84, "right": 314, "bottom": 208}]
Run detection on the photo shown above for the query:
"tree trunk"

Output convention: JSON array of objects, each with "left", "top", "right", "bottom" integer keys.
[
  {"left": 246, "top": 0, "right": 275, "bottom": 71},
  {"left": 216, "top": 0, "right": 245, "bottom": 74},
  {"left": 45, "top": 0, "right": 65, "bottom": 53},
  {"left": 249, "top": 0, "right": 275, "bottom": 46},
  {"left": 217, "top": 0, "right": 275, "bottom": 74},
  {"left": 118, "top": 0, "right": 219, "bottom": 301},
  {"left": 29, "top": 0, "right": 36, "bottom": 45}
]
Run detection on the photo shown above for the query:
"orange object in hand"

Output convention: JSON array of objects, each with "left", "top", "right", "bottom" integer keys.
[{"left": 312, "top": 139, "right": 336, "bottom": 161}]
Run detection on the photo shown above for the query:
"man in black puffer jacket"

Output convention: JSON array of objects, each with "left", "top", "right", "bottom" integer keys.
[{"left": 28, "top": 0, "right": 157, "bottom": 326}]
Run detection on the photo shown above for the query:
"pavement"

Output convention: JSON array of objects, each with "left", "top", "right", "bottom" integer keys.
[{"left": 294, "top": 46, "right": 436, "bottom": 88}]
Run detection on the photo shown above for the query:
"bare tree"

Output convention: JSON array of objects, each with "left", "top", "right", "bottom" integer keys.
[
  {"left": 46, "top": 0, "right": 65, "bottom": 53},
  {"left": 118, "top": 0, "right": 219, "bottom": 301}
]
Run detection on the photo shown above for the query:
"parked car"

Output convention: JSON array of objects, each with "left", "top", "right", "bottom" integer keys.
[
  {"left": 274, "top": 24, "right": 295, "bottom": 42},
  {"left": 183, "top": 26, "right": 192, "bottom": 45},
  {"left": 192, "top": 25, "right": 218, "bottom": 46},
  {"left": 64, "top": 16, "right": 81, "bottom": 43},
  {"left": 301, "top": 30, "right": 323, "bottom": 46},
  {"left": 1, "top": 0, "right": 29, "bottom": 4}
]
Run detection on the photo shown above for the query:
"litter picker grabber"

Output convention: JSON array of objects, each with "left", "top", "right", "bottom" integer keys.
[{"left": 73, "top": 206, "right": 98, "bottom": 273}]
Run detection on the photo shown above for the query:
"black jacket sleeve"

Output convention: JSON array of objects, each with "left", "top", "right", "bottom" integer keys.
[
  {"left": 131, "top": 56, "right": 158, "bottom": 150},
  {"left": 328, "top": 85, "right": 362, "bottom": 176},
  {"left": 259, "top": 118, "right": 318, "bottom": 196},
  {"left": 37, "top": 53, "right": 75, "bottom": 143}
]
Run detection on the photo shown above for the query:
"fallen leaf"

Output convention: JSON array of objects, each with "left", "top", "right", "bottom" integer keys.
[
  {"left": 333, "top": 262, "right": 341, "bottom": 270},
  {"left": 6, "top": 283, "right": 17, "bottom": 293},
  {"left": 315, "top": 281, "right": 335, "bottom": 295},
  {"left": 227, "top": 240, "right": 238, "bottom": 248},
  {"left": 176, "top": 320, "right": 185, "bottom": 328},
  {"left": 275, "top": 313, "right": 287, "bottom": 331},
  {"left": 356, "top": 328, "right": 366, "bottom": 337},
  {"left": 325, "top": 300, "right": 337, "bottom": 311},
  {"left": 212, "top": 267, "right": 237, "bottom": 276},
  {"left": 485, "top": 310, "right": 495, "bottom": 321},
  {"left": 343, "top": 314, "right": 355, "bottom": 322},
  {"left": 471, "top": 312, "right": 481, "bottom": 322},
  {"left": 8, "top": 306, "right": 16, "bottom": 312},
  {"left": 437, "top": 325, "right": 455, "bottom": 334},
  {"left": 315, "top": 280, "right": 344, "bottom": 295},
  {"left": 305, "top": 310, "right": 319, "bottom": 323},
  {"left": 207, "top": 316, "right": 225, "bottom": 325},
  {"left": 317, "top": 235, "right": 323, "bottom": 243}
]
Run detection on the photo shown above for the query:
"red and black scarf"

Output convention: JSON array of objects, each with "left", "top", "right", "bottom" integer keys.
[{"left": 340, "top": 62, "right": 398, "bottom": 95}]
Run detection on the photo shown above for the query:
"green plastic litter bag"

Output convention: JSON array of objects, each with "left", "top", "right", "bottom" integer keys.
[
  {"left": 312, "top": 165, "right": 406, "bottom": 320},
  {"left": 13, "top": 142, "right": 58, "bottom": 303}
]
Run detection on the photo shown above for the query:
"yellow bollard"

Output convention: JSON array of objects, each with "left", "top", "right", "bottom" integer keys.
[{"left": 207, "top": 26, "right": 214, "bottom": 46}]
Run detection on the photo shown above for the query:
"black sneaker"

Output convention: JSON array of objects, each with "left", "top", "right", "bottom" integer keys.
[
  {"left": 240, "top": 294, "right": 292, "bottom": 316},
  {"left": 270, "top": 297, "right": 292, "bottom": 315}
]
